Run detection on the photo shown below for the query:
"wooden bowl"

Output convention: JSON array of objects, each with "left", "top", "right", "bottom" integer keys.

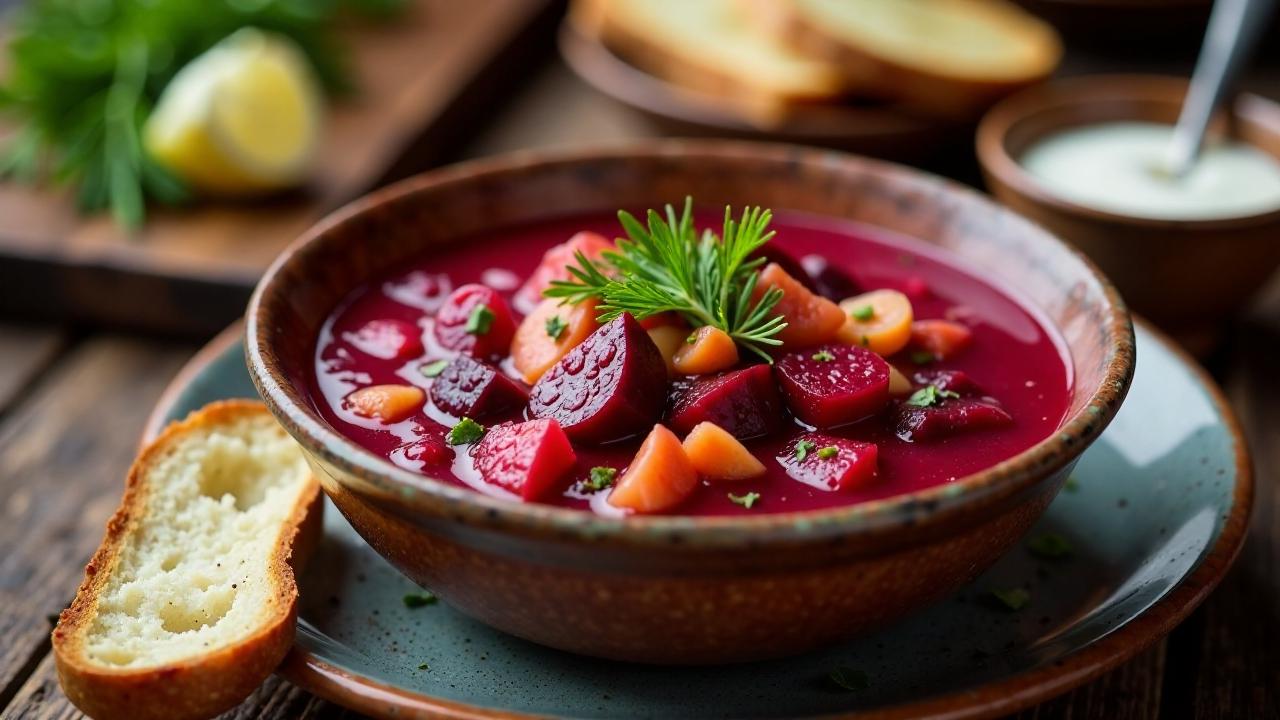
[
  {"left": 246, "top": 140, "right": 1134, "bottom": 665},
  {"left": 977, "top": 75, "right": 1280, "bottom": 354}
]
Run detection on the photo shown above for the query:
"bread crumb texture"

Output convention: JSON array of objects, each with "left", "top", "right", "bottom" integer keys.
[{"left": 84, "top": 414, "right": 310, "bottom": 668}]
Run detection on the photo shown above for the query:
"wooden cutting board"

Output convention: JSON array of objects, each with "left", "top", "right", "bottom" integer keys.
[{"left": 0, "top": 0, "right": 560, "bottom": 337}]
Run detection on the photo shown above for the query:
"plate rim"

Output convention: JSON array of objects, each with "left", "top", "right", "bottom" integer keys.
[{"left": 143, "top": 318, "right": 1253, "bottom": 720}]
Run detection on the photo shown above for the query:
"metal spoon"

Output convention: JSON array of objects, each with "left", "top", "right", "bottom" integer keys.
[{"left": 1164, "top": 0, "right": 1277, "bottom": 178}]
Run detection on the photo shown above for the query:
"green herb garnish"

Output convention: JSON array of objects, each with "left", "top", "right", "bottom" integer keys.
[
  {"left": 545, "top": 198, "right": 787, "bottom": 361},
  {"left": 905, "top": 385, "right": 959, "bottom": 408},
  {"left": 794, "top": 439, "right": 817, "bottom": 461},
  {"left": 851, "top": 305, "right": 875, "bottom": 321},
  {"left": 828, "top": 666, "right": 869, "bottom": 691},
  {"left": 446, "top": 417, "right": 485, "bottom": 445},
  {"left": 811, "top": 350, "right": 835, "bottom": 362},
  {"left": 910, "top": 351, "right": 936, "bottom": 365},
  {"left": 417, "top": 662, "right": 430, "bottom": 670},
  {"left": 545, "top": 315, "right": 567, "bottom": 340},
  {"left": 990, "top": 588, "right": 1031, "bottom": 611},
  {"left": 584, "top": 467, "right": 617, "bottom": 492},
  {"left": 403, "top": 592, "right": 438, "bottom": 608},
  {"left": 1064, "top": 477, "right": 1080, "bottom": 493},
  {"left": 421, "top": 359, "right": 449, "bottom": 378},
  {"left": 1027, "top": 533, "right": 1073, "bottom": 560},
  {"left": 465, "top": 305, "right": 494, "bottom": 335},
  {"left": 728, "top": 491, "right": 761, "bottom": 509},
  {"left": 817, "top": 446, "right": 839, "bottom": 460}
]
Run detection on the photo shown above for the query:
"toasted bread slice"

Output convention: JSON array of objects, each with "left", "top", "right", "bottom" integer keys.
[
  {"left": 53, "top": 400, "right": 321, "bottom": 720},
  {"left": 751, "top": 0, "right": 1061, "bottom": 116},
  {"left": 571, "top": 0, "right": 846, "bottom": 125}
]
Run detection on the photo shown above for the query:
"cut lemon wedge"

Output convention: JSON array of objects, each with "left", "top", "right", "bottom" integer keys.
[{"left": 144, "top": 28, "right": 322, "bottom": 194}]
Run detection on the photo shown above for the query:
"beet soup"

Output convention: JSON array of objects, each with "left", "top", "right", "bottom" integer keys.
[{"left": 310, "top": 205, "right": 1072, "bottom": 517}]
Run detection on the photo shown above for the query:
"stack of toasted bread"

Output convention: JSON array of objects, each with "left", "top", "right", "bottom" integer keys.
[{"left": 571, "top": 0, "right": 1062, "bottom": 126}]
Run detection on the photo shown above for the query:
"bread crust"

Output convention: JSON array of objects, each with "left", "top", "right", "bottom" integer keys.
[{"left": 52, "top": 400, "right": 321, "bottom": 720}]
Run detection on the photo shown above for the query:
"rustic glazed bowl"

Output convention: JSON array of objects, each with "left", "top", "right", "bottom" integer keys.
[
  {"left": 978, "top": 74, "right": 1280, "bottom": 354},
  {"left": 246, "top": 141, "right": 1135, "bottom": 665}
]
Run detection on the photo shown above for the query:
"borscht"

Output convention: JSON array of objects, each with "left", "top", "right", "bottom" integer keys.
[{"left": 311, "top": 199, "right": 1071, "bottom": 516}]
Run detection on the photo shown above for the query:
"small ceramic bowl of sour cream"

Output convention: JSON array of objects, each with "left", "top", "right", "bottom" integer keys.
[{"left": 977, "top": 74, "right": 1280, "bottom": 353}]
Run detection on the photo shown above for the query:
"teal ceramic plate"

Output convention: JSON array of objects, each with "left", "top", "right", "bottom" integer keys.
[{"left": 146, "top": 321, "right": 1250, "bottom": 720}]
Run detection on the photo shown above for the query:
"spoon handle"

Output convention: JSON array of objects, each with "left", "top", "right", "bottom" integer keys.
[{"left": 1166, "top": 0, "right": 1277, "bottom": 176}]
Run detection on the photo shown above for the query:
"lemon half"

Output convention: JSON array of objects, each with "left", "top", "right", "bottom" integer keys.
[{"left": 145, "top": 28, "right": 322, "bottom": 194}]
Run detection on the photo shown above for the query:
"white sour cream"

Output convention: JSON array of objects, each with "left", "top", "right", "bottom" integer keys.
[{"left": 1019, "top": 121, "right": 1280, "bottom": 220}]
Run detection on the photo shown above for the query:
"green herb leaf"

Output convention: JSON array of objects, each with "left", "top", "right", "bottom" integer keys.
[
  {"left": 817, "top": 446, "right": 839, "bottom": 460},
  {"left": 828, "top": 666, "right": 869, "bottom": 691},
  {"left": 794, "top": 439, "right": 816, "bottom": 461},
  {"left": 728, "top": 491, "right": 761, "bottom": 509},
  {"left": 811, "top": 350, "right": 835, "bottom": 362},
  {"left": 545, "top": 315, "right": 567, "bottom": 340},
  {"left": 421, "top": 359, "right": 449, "bottom": 378},
  {"left": 403, "top": 592, "right": 438, "bottom": 608},
  {"left": 465, "top": 305, "right": 494, "bottom": 335},
  {"left": 1027, "top": 533, "right": 1073, "bottom": 560},
  {"left": 545, "top": 198, "right": 788, "bottom": 361},
  {"left": 1064, "top": 477, "right": 1080, "bottom": 493},
  {"left": 584, "top": 467, "right": 617, "bottom": 492},
  {"left": 446, "top": 417, "right": 485, "bottom": 445},
  {"left": 905, "top": 385, "right": 959, "bottom": 408},
  {"left": 851, "top": 305, "right": 875, "bottom": 321},
  {"left": 417, "top": 662, "right": 430, "bottom": 670},
  {"left": 990, "top": 588, "right": 1031, "bottom": 611},
  {"left": 910, "top": 351, "right": 936, "bottom": 365}
]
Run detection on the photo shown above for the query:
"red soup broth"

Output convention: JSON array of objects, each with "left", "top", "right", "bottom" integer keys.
[{"left": 311, "top": 211, "right": 1073, "bottom": 516}]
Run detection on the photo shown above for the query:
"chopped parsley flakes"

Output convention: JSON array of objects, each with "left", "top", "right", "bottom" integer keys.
[
  {"left": 851, "top": 305, "right": 875, "bottom": 321},
  {"left": 1026, "top": 532, "right": 1073, "bottom": 560},
  {"left": 794, "top": 439, "right": 817, "bottom": 461},
  {"left": 446, "top": 417, "right": 485, "bottom": 445},
  {"left": 545, "top": 315, "right": 567, "bottom": 340},
  {"left": 421, "top": 359, "right": 449, "bottom": 378},
  {"left": 465, "top": 305, "right": 494, "bottom": 335},
  {"left": 417, "top": 662, "right": 430, "bottom": 670},
  {"left": 828, "top": 666, "right": 869, "bottom": 691},
  {"left": 403, "top": 592, "right": 438, "bottom": 608},
  {"left": 910, "top": 351, "right": 936, "bottom": 365},
  {"left": 728, "top": 491, "right": 761, "bottom": 509},
  {"left": 990, "top": 587, "right": 1031, "bottom": 611},
  {"left": 905, "top": 385, "right": 959, "bottom": 408},
  {"left": 811, "top": 350, "right": 835, "bottom": 362},
  {"left": 817, "top": 446, "right": 839, "bottom": 460},
  {"left": 584, "top": 466, "right": 617, "bottom": 492}
]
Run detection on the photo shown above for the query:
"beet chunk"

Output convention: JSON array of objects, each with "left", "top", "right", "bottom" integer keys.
[
  {"left": 667, "top": 364, "right": 784, "bottom": 439},
  {"left": 912, "top": 368, "right": 984, "bottom": 396},
  {"left": 346, "top": 319, "right": 423, "bottom": 360},
  {"left": 428, "top": 355, "right": 528, "bottom": 418},
  {"left": 895, "top": 398, "right": 1012, "bottom": 442},
  {"left": 471, "top": 419, "right": 577, "bottom": 501},
  {"left": 776, "top": 432, "right": 878, "bottom": 491},
  {"left": 433, "top": 284, "right": 517, "bottom": 359},
  {"left": 774, "top": 344, "right": 890, "bottom": 428},
  {"left": 528, "top": 314, "right": 668, "bottom": 443}
]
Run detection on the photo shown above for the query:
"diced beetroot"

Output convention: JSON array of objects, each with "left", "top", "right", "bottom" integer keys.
[
  {"left": 345, "top": 319, "right": 423, "bottom": 360},
  {"left": 776, "top": 433, "right": 878, "bottom": 492},
  {"left": 471, "top": 419, "right": 577, "bottom": 501},
  {"left": 800, "top": 254, "right": 862, "bottom": 301},
  {"left": 514, "top": 231, "right": 614, "bottom": 312},
  {"left": 774, "top": 344, "right": 890, "bottom": 428},
  {"left": 433, "top": 284, "right": 517, "bottom": 360},
  {"left": 912, "top": 368, "right": 984, "bottom": 396},
  {"left": 528, "top": 314, "right": 668, "bottom": 443},
  {"left": 399, "top": 434, "right": 453, "bottom": 466},
  {"left": 428, "top": 355, "right": 529, "bottom": 418},
  {"left": 667, "top": 364, "right": 784, "bottom": 439},
  {"left": 903, "top": 276, "right": 930, "bottom": 301},
  {"left": 894, "top": 398, "right": 1013, "bottom": 442}
]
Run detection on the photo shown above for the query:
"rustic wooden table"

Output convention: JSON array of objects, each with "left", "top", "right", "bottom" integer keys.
[{"left": 0, "top": 50, "right": 1277, "bottom": 720}]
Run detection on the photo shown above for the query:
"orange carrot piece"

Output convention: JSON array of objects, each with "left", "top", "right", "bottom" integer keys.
[
  {"left": 647, "top": 324, "right": 689, "bottom": 376},
  {"left": 347, "top": 384, "right": 424, "bottom": 423},
  {"left": 511, "top": 297, "right": 600, "bottom": 384},
  {"left": 837, "top": 289, "right": 914, "bottom": 356},
  {"left": 910, "top": 319, "right": 973, "bottom": 360},
  {"left": 608, "top": 425, "right": 699, "bottom": 513},
  {"left": 682, "top": 422, "right": 766, "bottom": 482},
  {"left": 753, "top": 263, "right": 846, "bottom": 348},
  {"left": 673, "top": 326, "right": 739, "bottom": 375}
]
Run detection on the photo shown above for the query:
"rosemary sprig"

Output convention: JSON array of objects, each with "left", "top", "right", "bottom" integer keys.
[{"left": 545, "top": 198, "right": 787, "bottom": 361}]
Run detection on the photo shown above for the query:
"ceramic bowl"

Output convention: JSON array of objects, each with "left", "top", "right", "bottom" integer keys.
[
  {"left": 977, "top": 74, "right": 1280, "bottom": 354},
  {"left": 246, "top": 140, "right": 1135, "bottom": 665}
]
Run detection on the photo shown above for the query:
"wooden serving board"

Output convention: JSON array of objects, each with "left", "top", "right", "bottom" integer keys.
[{"left": 0, "top": 0, "right": 561, "bottom": 337}]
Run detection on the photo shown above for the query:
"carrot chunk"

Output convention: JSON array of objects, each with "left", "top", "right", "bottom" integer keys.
[
  {"left": 837, "top": 289, "right": 914, "bottom": 356},
  {"left": 682, "top": 422, "right": 766, "bottom": 482},
  {"left": 673, "top": 326, "right": 739, "bottom": 375},
  {"left": 753, "top": 263, "right": 845, "bottom": 348},
  {"left": 608, "top": 425, "right": 699, "bottom": 513},
  {"left": 910, "top": 319, "right": 973, "bottom": 360},
  {"left": 346, "top": 384, "right": 424, "bottom": 423},
  {"left": 511, "top": 297, "right": 600, "bottom": 384},
  {"left": 647, "top": 324, "right": 689, "bottom": 376}
]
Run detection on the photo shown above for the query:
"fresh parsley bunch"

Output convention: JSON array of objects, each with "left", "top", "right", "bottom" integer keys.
[{"left": 0, "top": 0, "right": 401, "bottom": 227}]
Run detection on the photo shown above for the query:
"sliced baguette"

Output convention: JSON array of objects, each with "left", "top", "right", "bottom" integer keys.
[
  {"left": 53, "top": 400, "right": 321, "bottom": 720},
  {"left": 751, "top": 0, "right": 1062, "bottom": 116},
  {"left": 571, "top": 0, "right": 846, "bottom": 126}
]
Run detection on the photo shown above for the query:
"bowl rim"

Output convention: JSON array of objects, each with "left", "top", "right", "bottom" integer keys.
[
  {"left": 976, "top": 73, "right": 1280, "bottom": 230},
  {"left": 246, "top": 139, "right": 1136, "bottom": 549}
]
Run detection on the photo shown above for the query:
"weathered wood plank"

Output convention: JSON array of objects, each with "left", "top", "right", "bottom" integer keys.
[
  {"left": 0, "top": 325, "right": 66, "bottom": 415},
  {"left": 0, "top": 337, "right": 192, "bottom": 709}
]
